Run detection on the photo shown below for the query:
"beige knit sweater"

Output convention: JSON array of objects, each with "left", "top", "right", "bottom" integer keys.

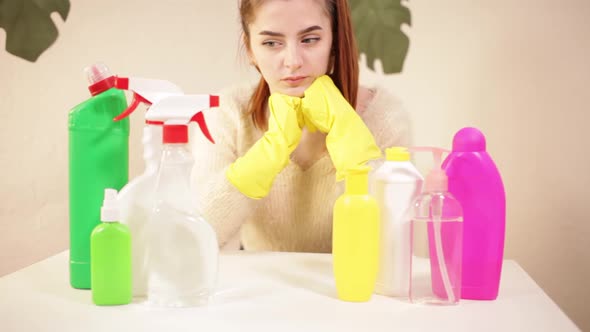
[{"left": 190, "top": 84, "right": 410, "bottom": 253}]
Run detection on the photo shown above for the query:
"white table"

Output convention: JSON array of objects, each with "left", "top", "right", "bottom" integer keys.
[{"left": 0, "top": 251, "right": 580, "bottom": 332}]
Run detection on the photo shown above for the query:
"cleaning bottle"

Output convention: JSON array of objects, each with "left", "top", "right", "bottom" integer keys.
[
  {"left": 333, "top": 166, "right": 380, "bottom": 302},
  {"left": 442, "top": 127, "right": 506, "bottom": 300},
  {"left": 109, "top": 76, "right": 185, "bottom": 299},
  {"left": 90, "top": 188, "right": 132, "bottom": 305},
  {"left": 68, "top": 63, "right": 129, "bottom": 289},
  {"left": 372, "top": 147, "right": 423, "bottom": 297},
  {"left": 409, "top": 147, "right": 463, "bottom": 305},
  {"left": 142, "top": 94, "right": 219, "bottom": 307}
]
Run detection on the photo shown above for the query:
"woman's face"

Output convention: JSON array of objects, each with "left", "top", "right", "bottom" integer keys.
[{"left": 247, "top": 0, "right": 333, "bottom": 97}]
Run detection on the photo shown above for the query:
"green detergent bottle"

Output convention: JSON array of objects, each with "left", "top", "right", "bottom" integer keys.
[{"left": 68, "top": 63, "right": 129, "bottom": 289}]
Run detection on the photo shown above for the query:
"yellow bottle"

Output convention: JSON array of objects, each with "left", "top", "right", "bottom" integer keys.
[{"left": 333, "top": 166, "right": 380, "bottom": 302}]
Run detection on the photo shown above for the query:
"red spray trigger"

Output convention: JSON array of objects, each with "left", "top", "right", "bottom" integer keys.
[
  {"left": 112, "top": 77, "right": 152, "bottom": 121},
  {"left": 189, "top": 94, "right": 219, "bottom": 143},
  {"left": 113, "top": 92, "right": 151, "bottom": 121},
  {"left": 191, "top": 111, "right": 214, "bottom": 144}
]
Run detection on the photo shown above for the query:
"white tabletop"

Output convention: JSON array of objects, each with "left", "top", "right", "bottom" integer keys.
[{"left": 0, "top": 251, "right": 580, "bottom": 332}]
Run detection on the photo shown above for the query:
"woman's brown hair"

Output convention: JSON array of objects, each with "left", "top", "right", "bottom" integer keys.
[{"left": 239, "top": 0, "right": 359, "bottom": 130}]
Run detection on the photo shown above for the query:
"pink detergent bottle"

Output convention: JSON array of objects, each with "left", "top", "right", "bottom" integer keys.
[{"left": 442, "top": 127, "right": 506, "bottom": 300}]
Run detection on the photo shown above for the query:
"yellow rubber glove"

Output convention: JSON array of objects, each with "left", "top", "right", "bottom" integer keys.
[
  {"left": 301, "top": 75, "right": 382, "bottom": 181},
  {"left": 226, "top": 94, "right": 303, "bottom": 199}
]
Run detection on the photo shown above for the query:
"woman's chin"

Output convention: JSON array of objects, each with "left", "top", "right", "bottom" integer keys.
[{"left": 278, "top": 86, "right": 306, "bottom": 98}]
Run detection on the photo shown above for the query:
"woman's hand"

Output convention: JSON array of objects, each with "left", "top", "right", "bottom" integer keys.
[
  {"left": 226, "top": 94, "right": 303, "bottom": 199},
  {"left": 301, "top": 75, "right": 382, "bottom": 180}
]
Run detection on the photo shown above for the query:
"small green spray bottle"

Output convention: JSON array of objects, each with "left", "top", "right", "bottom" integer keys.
[{"left": 90, "top": 188, "right": 132, "bottom": 305}]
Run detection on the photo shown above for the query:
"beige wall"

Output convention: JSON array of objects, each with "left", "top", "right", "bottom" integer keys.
[{"left": 1, "top": 0, "right": 588, "bottom": 330}]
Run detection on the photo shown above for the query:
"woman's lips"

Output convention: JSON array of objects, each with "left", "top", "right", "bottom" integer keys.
[{"left": 283, "top": 76, "right": 306, "bottom": 85}]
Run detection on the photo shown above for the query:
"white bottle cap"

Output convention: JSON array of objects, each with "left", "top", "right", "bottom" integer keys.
[{"left": 101, "top": 188, "right": 120, "bottom": 222}]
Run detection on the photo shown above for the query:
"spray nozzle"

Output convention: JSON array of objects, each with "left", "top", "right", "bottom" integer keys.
[
  {"left": 112, "top": 76, "right": 184, "bottom": 122},
  {"left": 101, "top": 188, "right": 119, "bottom": 222},
  {"left": 145, "top": 94, "right": 220, "bottom": 144},
  {"left": 408, "top": 146, "right": 450, "bottom": 192}
]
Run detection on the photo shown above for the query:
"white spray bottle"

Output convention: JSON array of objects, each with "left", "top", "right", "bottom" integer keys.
[{"left": 142, "top": 94, "right": 220, "bottom": 307}]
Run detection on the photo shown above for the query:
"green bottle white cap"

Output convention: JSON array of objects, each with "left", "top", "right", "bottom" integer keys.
[{"left": 101, "top": 188, "right": 119, "bottom": 222}]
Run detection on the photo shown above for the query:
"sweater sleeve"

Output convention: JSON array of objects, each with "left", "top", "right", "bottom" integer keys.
[
  {"left": 190, "top": 86, "right": 261, "bottom": 247},
  {"left": 361, "top": 86, "right": 412, "bottom": 172},
  {"left": 362, "top": 86, "right": 412, "bottom": 150}
]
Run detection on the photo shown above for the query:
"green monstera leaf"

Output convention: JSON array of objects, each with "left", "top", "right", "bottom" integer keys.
[
  {"left": 0, "top": 0, "right": 70, "bottom": 62},
  {"left": 350, "top": 0, "right": 411, "bottom": 74}
]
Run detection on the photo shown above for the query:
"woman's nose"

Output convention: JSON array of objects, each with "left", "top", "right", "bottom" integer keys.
[{"left": 284, "top": 45, "right": 303, "bottom": 70}]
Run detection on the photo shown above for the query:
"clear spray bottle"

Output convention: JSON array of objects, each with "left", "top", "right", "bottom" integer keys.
[
  {"left": 142, "top": 94, "right": 220, "bottom": 307},
  {"left": 408, "top": 147, "right": 463, "bottom": 305}
]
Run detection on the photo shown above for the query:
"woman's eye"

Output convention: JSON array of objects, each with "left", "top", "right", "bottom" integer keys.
[
  {"left": 302, "top": 37, "right": 320, "bottom": 44},
  {"left": 263, "top": 40, "right": 280, "bottom": 47}
]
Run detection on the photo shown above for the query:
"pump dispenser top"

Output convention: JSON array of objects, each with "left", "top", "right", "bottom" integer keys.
[{"left": 408, "top": 146, "right": 450, "bottom": 192}]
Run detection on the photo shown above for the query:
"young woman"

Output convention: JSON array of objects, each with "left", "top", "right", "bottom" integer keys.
[{"left": 191, "top": 0, "right": 410, "bottom": 252}]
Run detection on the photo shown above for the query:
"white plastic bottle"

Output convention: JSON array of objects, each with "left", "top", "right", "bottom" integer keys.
[
  {"left": 142, "top": 95, "right": 219, "bottom": 307},
  {"left": 113, "top": 77, "right": 184, "bottom": 299},
  {"left": 372, "top": 147, "right": 423, "bottom": 297},
  {"left": 117, "top": 123, "right": 163, "bottom": 298}
]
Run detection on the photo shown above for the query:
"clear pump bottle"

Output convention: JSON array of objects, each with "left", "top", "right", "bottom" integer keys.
[{"left": 409, "top": 147, "right": 463, "bottom": 305}]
